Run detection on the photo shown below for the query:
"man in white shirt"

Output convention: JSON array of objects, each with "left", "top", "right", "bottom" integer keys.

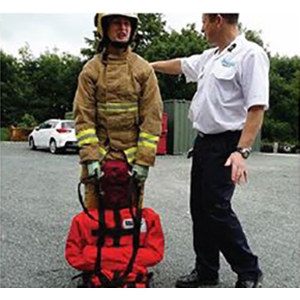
[{"left": 151, "top": 13, "right": 269, "bottom": 288}]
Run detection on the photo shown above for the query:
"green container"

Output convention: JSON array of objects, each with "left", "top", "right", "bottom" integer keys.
[
  {"left": 163, "top": 99, "right": 196, "bottom": 155},
  {"left": 163, "top": 99, "right": 261, "bottom": 154}
]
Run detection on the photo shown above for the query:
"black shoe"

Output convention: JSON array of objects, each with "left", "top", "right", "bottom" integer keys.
[
  {"left": 235, "top": 275, "right": 263, "bottom": 288},
  {"left": 175, "top": 269, "right": 219, "bottom": 288}
]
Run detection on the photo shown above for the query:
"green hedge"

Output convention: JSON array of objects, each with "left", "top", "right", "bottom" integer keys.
[{"left": 0, "top": 128, "right": 9, "bottom": 141}]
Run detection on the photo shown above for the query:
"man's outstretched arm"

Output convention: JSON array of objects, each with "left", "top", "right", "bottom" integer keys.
[{"left": 150, "top": 59, "right": 182, "bottom": 75}]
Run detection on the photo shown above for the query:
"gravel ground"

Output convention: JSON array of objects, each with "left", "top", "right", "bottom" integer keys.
[{"left": 0, "top": 142, "right": 299, "bottom": 288}]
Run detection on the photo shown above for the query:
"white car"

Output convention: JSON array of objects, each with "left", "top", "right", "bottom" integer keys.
[{"left": 28, "top": 119, "right": 78, "bottom": 154}]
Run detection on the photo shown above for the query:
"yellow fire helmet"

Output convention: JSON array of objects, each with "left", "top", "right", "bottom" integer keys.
[{"left": 94, "top": 13, "right": 139, "bottom": 41}]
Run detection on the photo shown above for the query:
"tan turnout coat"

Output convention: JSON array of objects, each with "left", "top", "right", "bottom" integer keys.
[{"left": 73, "top": 47, "right": 163, "bottom": 208}]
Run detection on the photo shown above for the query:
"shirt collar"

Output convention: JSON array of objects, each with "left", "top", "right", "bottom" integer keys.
[{"left": 214, "top": 34, "right": 244, "bottom": 57}]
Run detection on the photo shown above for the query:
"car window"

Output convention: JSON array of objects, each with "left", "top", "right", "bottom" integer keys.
[
  {"left": 39, "top": 122, "right": 51, "bottom": 129},
  {"left": 49, "top": 121, "right": 58, "bottom": 128},
  {"left": 45, "top": 123, "right": 53, "bottom": 129},
  {"left": 39, "top": 121, "right": 57, "bottom": 129},
  {"left": 61, "top": 121, "right": 75, "bottom": 129}
]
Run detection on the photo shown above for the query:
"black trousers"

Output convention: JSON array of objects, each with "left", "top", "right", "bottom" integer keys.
[{"left": 190, "top": 131, "right": 262, "bottom": 280}]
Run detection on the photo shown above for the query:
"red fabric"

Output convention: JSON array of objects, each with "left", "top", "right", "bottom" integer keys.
[
  {"left": 65, "top": 207, "right": 164, "bottom": 283},
  {"left": 157, "top": 132, "right": 167, "bottom": 155},
  {"left": 161, "top": 112, "right": 168, "bottom": 133},
  {"left": 157, "top": 112, "right": 168, "bottom": 155},
  {"left": 101, "top": 160, "right": 131, "bottom": 209}
]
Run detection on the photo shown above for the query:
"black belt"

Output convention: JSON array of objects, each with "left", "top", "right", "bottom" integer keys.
[{"left": 197, "top": 130, "right": 241, "bottom": 139}]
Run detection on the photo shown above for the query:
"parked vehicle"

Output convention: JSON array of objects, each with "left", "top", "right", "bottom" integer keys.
[{"left": 28, "top": 119, "right": 78, "bottom": 154}]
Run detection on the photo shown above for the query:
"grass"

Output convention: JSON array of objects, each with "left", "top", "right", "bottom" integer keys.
[{"left": 0, "top": 128, "right": 10, "bottom": 141}]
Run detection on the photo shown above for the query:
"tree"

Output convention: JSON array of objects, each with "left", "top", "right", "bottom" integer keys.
[
  {"left": 0, "top": 49, "right": 31, "bottom": 126},
  {"left": 1, "top": 45, "right": 83, "bottom": 126},
  {"left": 134, "top": 13, "right": 167, "bottom": 55},
  {"left": 29, "top": 50, "right": 83, "bottom": 121},
  {"left": 264, "top": 55, "right": 300, "bottom": 143},
  {"left": 142, "top": 23, "right": 208, "bottom": 100}
]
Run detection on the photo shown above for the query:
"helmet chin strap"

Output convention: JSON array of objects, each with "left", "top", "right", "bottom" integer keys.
[{"left": 109, "top": 40, "right": 130, "bottom": 49}]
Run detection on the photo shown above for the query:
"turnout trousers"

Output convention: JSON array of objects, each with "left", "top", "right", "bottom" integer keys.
[{"left": 190, "top": 131, "right": 262, "bottom": 280}]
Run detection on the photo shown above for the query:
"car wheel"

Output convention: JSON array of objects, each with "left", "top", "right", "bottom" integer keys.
[
  {"left": 29, "top": 137, "right": 36, "bottom": 150},
  {"left": 49, "top": 139, "right": 58, "bottom": 154},
  {"left": 283, "top": 145, "right": 291, "bottom": 153}
]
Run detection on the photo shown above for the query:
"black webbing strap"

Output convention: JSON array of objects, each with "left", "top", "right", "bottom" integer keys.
[
  {"left": 77, "top": 175, "right": 111, "bottom": 285},
  {"left": 93, "top": 175, "right": 112, "bottom": 287},
  {"left": 113, "top": 210, "right": 122, "bottom": 247},
  {"left": 91, "top": 227, "right": 135, "bottom": 238},
  {"left": 77, "top": 172, "right": 143, "bottom": 288},
  {"left": 109, "top": 177, "right": 143, "bottom": 287},
  {"left": 94, "top": 176, "right": 143, "bottom": 288},
  {"left": 77, "top": 177, "right": 97, "bottom": 221}
]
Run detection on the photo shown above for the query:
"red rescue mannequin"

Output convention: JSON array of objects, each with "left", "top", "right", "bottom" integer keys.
[{"left": 65, "top": 161, "right": 164, "bottom": 287}]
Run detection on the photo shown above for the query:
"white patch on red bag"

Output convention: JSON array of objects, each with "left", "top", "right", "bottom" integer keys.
[{"left": 122, "top": 218, "right": 147, "bottom": 232}]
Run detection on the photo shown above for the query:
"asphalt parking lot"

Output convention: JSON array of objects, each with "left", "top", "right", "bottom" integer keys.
[{"left": 0, "top": 142, "right": 299, "bottom": 288}]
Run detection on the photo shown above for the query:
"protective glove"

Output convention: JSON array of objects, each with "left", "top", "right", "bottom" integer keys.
[
  {"left": 132, "top": 164, "right": 149, "bottom": 182},
  {"left": 87, "top": 161, "right": 101, "bottom": 179}
]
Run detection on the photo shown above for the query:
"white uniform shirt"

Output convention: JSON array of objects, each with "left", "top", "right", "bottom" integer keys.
[{"left": 181, "top": 34, "right": 269, "bottom": 134}]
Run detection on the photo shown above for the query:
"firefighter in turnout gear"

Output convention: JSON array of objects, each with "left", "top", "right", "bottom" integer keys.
[{"left": 73, "top": 13, "right": 163, "bottom": 209}]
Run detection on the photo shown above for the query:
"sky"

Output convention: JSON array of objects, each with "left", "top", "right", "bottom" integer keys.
[{"left": 0, "top": 1, "right": 300, "bottom": 59}]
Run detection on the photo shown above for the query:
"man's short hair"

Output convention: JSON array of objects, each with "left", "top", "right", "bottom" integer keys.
[{"left": 207, "top": 14, "right": 239, "bottom": 24}]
